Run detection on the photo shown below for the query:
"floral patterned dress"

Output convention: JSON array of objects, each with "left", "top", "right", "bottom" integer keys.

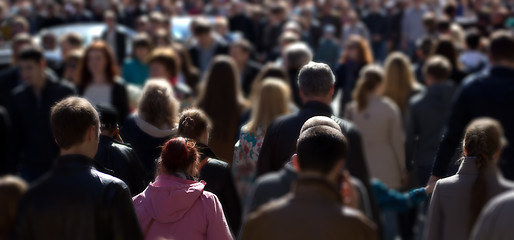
[{"left": 232, "top": 125, "right": 265, "bottom": 205}]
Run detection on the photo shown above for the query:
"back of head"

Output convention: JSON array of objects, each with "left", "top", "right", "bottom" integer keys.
[
  {"left": 138, "top": 79, "right": 179, "bottom": 129},
  {"left": 178, "top": 109, "right": 212, "bottom": 141},
  {"left": 417, "top": 36, "right": 434, "bottom": 58},
  {"left": 61, "top": 33, "right": 83, "bottom": 48},
  {"left": 193, "top": 17, "right": 212, "bottom": 36},
  {"left": 489, "top": 30, "right": 514, "bottom": 63},
  {"left": 18, "top": 45, "right": 44, "bottom": 63},
  {"left": 297, "top": 125, "right": 347, "bottom": 174},
  {"left": 353, "top": 64, "right": 384, "bottom": 112},
  {"left": 0, "top": 176, "right": 27, "bottom": 240},
  {"left": 423, "top": 55, "right": 452, "bottom": 83},
  {"left": 464, "top": 118, "right": 507, "bottom": 232},
  {"left": 249, "top": 63, "right": 289, "bottom": 102},
  {"left": 246, "top": 78, "right": 291, "bottom": 135},
  {"left": 432, "top": 36, "right": 459, "bottom": 68},
  {"left": 51, "top": 97, "right": 100, "bottom": 150},
  {"left": 465, "top": 28, "right": 481, "bottom": 50},
  {"left": 159, "top": 137, "right": 199, "bottom": 177},
  {"left": 96, "top": 104, "right": 119, "bottom": 131},
  {"left": 383, "top": 52, "right": 416, "bottom": 113},
  {"left": 148, "top": 47, "right": 181, "bottom": 78},
  {"left": 283, "top": 42, "right": 313, "bottom": 70},
  {"left": 297, "top": 61, "right": 335, "bottom": 98},
  {"left": 300, "top": 116, "right": 341, "bottom": 134}
]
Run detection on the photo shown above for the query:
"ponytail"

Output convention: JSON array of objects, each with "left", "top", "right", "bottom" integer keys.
[{"left": 352, "top": 65, "right": 384, "bottom": 112}]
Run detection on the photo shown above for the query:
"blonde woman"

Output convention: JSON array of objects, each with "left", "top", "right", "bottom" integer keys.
[
  {"left": 233, "top": 78, "right": 291, "bottom": 204},
  {"left": 383, "top": 52, "right": 424, "bottom": 118},
  {"left": 120, "top": 79, "right": 179, "bottom": 181}
]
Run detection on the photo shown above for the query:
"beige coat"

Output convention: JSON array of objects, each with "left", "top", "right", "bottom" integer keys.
[
  {"left": 426, "top": 158, "right": 514, "bottom": 240},
  {"left": 346, "top": 95, "right": 406, "bottom": 189}
]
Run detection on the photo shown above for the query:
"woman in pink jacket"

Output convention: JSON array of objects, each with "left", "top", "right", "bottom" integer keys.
[{"left": 133, "top": 137, "right": 233, "bottom": 240}]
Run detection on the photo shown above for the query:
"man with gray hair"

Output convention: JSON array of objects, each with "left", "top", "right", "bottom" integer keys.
[
  {"left": 282, "top": 42, "right": 313, "bottom": 106},
  {"left": 256, "top": 62, "right": 381, "bottom": 230}
]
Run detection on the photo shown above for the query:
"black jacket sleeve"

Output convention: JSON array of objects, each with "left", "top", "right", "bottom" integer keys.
[
  {"left": 221, "top": 165, "right": 242, "bottom": 236},
  {"left": 105, "top": 182, "right": 144, "bottom": 240}
]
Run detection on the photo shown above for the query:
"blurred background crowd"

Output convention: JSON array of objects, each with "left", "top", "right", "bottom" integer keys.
[{"left": 2, "top": 0, "right": 514, "bottom": 239}]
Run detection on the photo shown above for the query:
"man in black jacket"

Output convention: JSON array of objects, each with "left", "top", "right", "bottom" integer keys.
[
  {"left": 94, "top": 105, "right": 147, "bottom": 196},
  {"left": 101, "top": 10, "right": 127, "bottom": 65},
  {"left": 429, "top": 30, "right": 514, "bottom": 185},
  {"left": 7, "top": 46, "right": 76, "bottom": 182},
  {"left": 230, "top": 39, "right": 261, "bottom": 97},
  {"left": 188, "top": 18, "right": 229, "bottom": 74},
  {"left": 13, "top": 97, "right": 143, "bottom": 240}
]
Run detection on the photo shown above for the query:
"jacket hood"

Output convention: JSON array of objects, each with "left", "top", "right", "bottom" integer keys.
[{"left": 142, "top": 174, "right": 205, "bottom": 223}]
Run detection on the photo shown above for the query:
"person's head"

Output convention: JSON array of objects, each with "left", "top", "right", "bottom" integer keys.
[
  {"left": 132, "top": 34, "right": 153, "bottom": 62},
  {"left": 76, "top": 41, "right": 119, "bottom": 88},
  {"left": 192, "top": 18, "right": 213, "bottom": 47},
  {"left": 369, "top": 0, "right": 380, "bottom": 12},
  {"left": 158, "top": 137, "right": 199, "bottom": 177},
  {"left": 148, "top": 47, "right": 180, "bottom": 79},
  {"left": 18, "top": 45, "right": 46, "bottom": 88},
  {"left": 249, "top": 63, "right": 288, "bottom": 101},
  {"left": 422, "top": 12, "right": 436, "bottom": 33},
  {"left": 431, "top": 36, "right": 460, "bottom": 71},
  {"left": 443, "top": 1, "right": 457, "bottom": 20},
  {"left": 11, "top": 33, "right": 32, "bottom": 64},
  {"left": 104, "top": 10, "right": 117, "bottom": 30},
  {"left": 136, "top": 15, "right": 149, "bottom": 33},
  {"left": 246, "top": 78, "right": 291, "bottom": 135},
  {"left": 149, "top": 12, "right": 165, "bottom": 35},
  {"left": 340, "top": 35, "right": 374, "bottom": 64},
  {"left": 464, "top": 118, "right": 507, "bottom": 230},
  {"left": 0, "top": 176, "right": 27, "bottom": 240},
  {"left": 51, "top": 97, "right": 100, "bottom": 158},
  {"left": 488, "top": 30, "right": 514, "bottom": 66},
  {"left": 63, "top": 49, "right": 83, "bottom": 85},
  {"left": 230, "top": 39, "right": 252, "bottom": 66},
  {"left": 423, "top": 55, "right": 452, "bottom": 85},
  {"left": 178, "top": 109, "right": 212, "bottom": 145},
  {"left": 214, "top": 17, "right": 229, "bottom": 36},
  {"left": 383, "top": 52, "right": 418, "bottom": 114},
  {"left": 11, "top": 16, "right": 29, "bottom": 37},
  {"left": 294, "top": 117, "right": 347, "bottom": 185},
  {"left": 60, "top": 33, "right": 83, "bottom": 59},
  {"left": 465, "top": 28, "right": 481, "bottom": 51},
  {"left": 297, "top": 62, "right": 335, "bottom": 104},
  {"left": 138, "top": 79, "right": 179, "bottom": 129},
  {"left": 436, "top": 15, "right": 451, "bottom": 34},
  {"left": 416, "top": 36, "right": 434, "bottom": 61},
  {"left": 269, "top": 1, "right": 287, "bottom": 22},
  {"left": 96, "top": 104, "right": 119, "bottom": 138},
  {"left": 153, "top": 28, "right": 172, "bottom": 47},
  {"left": 283, "top": 42, "right": 313, "bottom": 70},
  {"left": 352, "top": 64, "right": 384, "bottom": 112}
]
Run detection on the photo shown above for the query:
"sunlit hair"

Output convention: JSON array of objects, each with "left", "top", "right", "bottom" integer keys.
[
  {"left": 76, "top": 40, "right": 119, "bottom": 91},
  {"left": 148, "top": 47, "right": 181, "bottom": 78},
  {"left": 339, "top": 35, "right": 374, "bottom": 64},
  {"left": 246, "top": 78, "right": 291, "bottom": 135},
  {"left": 138, "top": 79, "right": 179, "bottom": 129},
  {"left": 352, "top": 64, "right": 384, "bottom": 112},
  {"left": 383, "top": 52, "right": 420, "bottom": 114}
]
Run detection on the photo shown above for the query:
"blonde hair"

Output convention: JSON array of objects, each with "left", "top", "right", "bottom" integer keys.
[
  {"left": 352, "top": 65, "right": 384, "bottom": 112},
  {"left": 246, "top": 78, "right": 291, "bottom": 135},
  {"left": 138, "top": 79, "right": 179, "bottom": 129},
  {"left": 383, "top": 52, "right": 420, "bottom": 114}
]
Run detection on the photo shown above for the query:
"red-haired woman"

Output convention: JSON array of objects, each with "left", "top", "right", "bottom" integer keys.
[
  {"left": 334, "top": 34, "right": 374, "bottom": 116},
  {"left": 76, "top": 40, "right": 130, "bottom": 122},
  {"left": 132, "top": 138, "right": 232, "bottom": 240}
]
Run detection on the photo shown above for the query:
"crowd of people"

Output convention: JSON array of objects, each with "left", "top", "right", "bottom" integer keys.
[{"left": 1, "top": 0, "right": 514, "bottom": 239}]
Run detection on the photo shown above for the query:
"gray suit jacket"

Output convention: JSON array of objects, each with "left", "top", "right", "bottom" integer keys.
[{"left": 426, "top": 158, "right": 514, "bottom": 240}]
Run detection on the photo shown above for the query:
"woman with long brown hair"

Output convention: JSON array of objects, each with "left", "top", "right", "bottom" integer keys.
[
  {"left": 76, "top": 40, "right": 130, "bottom": 121},
  {"left": 195, "top": 56, "right": 248, "bottom": 164},
  {"left": 426, "top": 118, "right": 513, "bottom": 240},
  {"left": 383, "top": 52, "right": 424, "bottom": 118},
  {"left": 335, "top": 34, "right": 374, "bottom": 116}
]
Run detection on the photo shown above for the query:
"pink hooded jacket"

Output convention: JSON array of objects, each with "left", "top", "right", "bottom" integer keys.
[{"left": 133, "top": 174, "right": 233, "bottom": 240}]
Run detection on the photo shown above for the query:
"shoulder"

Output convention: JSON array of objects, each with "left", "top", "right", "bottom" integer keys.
[
  {"left": 433, "top": 175, "right": 460, "bottom": 193},
  {"left": 93, "top": 169, "right": 129, "bottom": 190},
  {"left": 381, "top": 97, "right": 401, "bottom": 114},
  {"left": 205, "top": 158, "right": 230, "bottom": 171},
  {"left": 331, "top": 116, "right": 360, "bottom": 136},
  {"left": 54, "top": 79, "right": 77, "bottom": 94}
]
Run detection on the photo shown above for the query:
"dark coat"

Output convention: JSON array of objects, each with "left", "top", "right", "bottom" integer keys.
[
  {"left": 120, "top": 115, "right": 174, "bottom": 182},
  {"left": 12, "top": 154, "right": 143, "bottom": 240},
  {"left": 78, "top": 80, "right": 130, "bottom": 124},
  {"left": 0, "top": 106, "right": 10, "bottom": 174},
  {"left": 94, "top": 135, "right": 148, "bottom": 196},
  {"left": 334, "top": 62, "right": 366, "bottom": 116},
  {"left": 101, "top": 29, "right": 127, "bottom": 65},
  {"left": 188, "top": 41, "right": 229, "bottom": 71},
  {"left": 0, "top": 67, "right": 21, "bottom": 106},
  {"left": 7, "top": 72, "right": 76, "bottom": 181},
  {"left": 240, "top": 177, "right": 378, "bottom": 240},
  {"left": 197, "top": 143, "right": 242, "bottom": 236},
  {"left": 432, "top": 66, "right": 514, "bottom": 180},
  {"left": 241, "top": 60, "right": 262, "bottom": 97}
]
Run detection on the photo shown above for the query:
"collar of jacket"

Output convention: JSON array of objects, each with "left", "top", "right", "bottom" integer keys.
[
  {"left": 196, "top": 142, "right": 218, "bottom": 160},
  {"left": 489, "top": 65, "right": 514, "bottom": 80},
  {"left": 457, "top": 157, "right": 499, "bottom": 177},
  {"left": 53, "top": 154, "right": 94, "bottom": 172},
  {"left": 301, "top": 101, "right": 333, "bottom": 115},
  {"left": 292, "top": 175, "right": 342, "bottom": 204}
]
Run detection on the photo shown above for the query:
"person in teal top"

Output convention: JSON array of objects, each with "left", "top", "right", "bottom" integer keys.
[{"left": 122, "top": 34, "right": 152, "bottom": 87}]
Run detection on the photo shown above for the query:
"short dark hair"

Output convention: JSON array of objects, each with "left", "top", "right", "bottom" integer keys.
[
  {"left": 133, "top": 34, "right": 153, "bottom": 49},
  {"left": 18, "top": 45, "right": 44, "bottom": 63},
  {"left": 437, "top": 16, "right": 451, "bottom": 32},
  {"left": 416, "top": 36, "right": 434, "bottom": 57},
  {"left": 51, "top": 97, "right": 100, "bottom": 150},
  {"left": 96, "top": 104, "right": 119, "bottom": 130},
  {"left": 298, "top": 61, "right": 334, "bottom": 97},
  {"left": 465, "top": 28, "right": 481, "bottom": 50},
  {"left": 297, "top": 125, "right": 347, "bottom": 174},
  {"left": 423, "top": 55, "right": 452, "bottom": 82},
  {"left": 489, "top": 30, "right": 514, "bottom": 62},
  {"left": 231, "top": 39, "right": 253, "bottom": 53},
  {"left": 193, "top": 18, "right": 212, "bottom": 35},
  {"left": 61, "top": 33, "right": 83, "bottom": 47}
]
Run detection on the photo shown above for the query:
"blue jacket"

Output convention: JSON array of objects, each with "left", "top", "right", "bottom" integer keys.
[{"left": 122, "top": 58, "right": 149, "bottom": 87}]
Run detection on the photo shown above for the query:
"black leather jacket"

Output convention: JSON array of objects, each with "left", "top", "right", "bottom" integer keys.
[
  {"left": 94, "top": 135, "right": 148, "bottom": 196},
  {"left": 12, "top": 154, "right": 143, "bottom": 240}
]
